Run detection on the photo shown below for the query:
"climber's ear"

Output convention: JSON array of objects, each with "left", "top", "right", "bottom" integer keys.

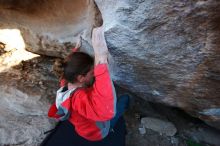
[{"left": 76, "top": 75, "right": 85, "bottom": 83}]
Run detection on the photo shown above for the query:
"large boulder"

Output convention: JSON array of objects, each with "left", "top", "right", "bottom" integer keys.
[
  {"left": 0, "top": 0, "right": 101, "bottom": 57},
  {"left": 0, "top": 84, "right": 52, "bottom": 146},
  {"left": 0, "top": 56, "right": 58, "bottom": 146},
  {"left": 0, "top": 0, "right": 220, "bottom": 128},
  {"left": 94, "top": 0, "right": 220, "bottom": 129}
]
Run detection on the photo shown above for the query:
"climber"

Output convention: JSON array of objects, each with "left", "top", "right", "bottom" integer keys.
[{"left": 40, "top": 25, "right": 130, "bottom": 146}]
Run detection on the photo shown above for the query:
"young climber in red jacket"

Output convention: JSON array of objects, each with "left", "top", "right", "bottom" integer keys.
[{"left": 46, "top": 26, "right": 130, "bottom": 143}]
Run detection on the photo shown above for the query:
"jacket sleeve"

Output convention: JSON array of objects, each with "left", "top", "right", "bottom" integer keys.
[
  {"left": 71, "top": 64, "right": 117, "bottom": 121},
  {"left": 48, "top": 103, "right": 60, "bottom": 119}
]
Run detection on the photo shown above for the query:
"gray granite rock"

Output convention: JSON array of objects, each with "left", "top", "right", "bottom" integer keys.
[
  {"left": 94, "top": 0, "right": 220, "bottom": 129},
  {"left": 0, "top": 0, "right": 99, "bottom": 57},
  {"left": 0, "top": 0, "right": 220, "bottom": 129},
  {"left": 0, "top": 84, "right": 53, "bottom": 146},
  {"left": 141, "top": 117, "right": 177, "bottom": 136},
  {"left": 0, "top": 55, "right": 57, "bottom": 146}
]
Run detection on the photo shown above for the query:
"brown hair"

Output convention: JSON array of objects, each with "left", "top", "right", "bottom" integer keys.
[{"left": 53, "top": 52, "right": 94, "bottom": 83}]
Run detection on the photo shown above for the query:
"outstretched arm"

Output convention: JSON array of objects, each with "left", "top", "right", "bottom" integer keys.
[
  {"left": 92, "top": 26, "right": 109, "bottom": 65},
  {"left": 71, "top": 26, "right": 117, "bottom": 121}
]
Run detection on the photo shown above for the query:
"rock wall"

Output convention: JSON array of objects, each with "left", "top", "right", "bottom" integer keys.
[
  {"left": 0, "top": 0, "right": 101, "bottom": 57},
  {"left": 0, "top": 55, "right": 57, "bottom": 145},
  {"left": 94, "top": 0, "right": 220, "bottom": 128},
  {"left": 0, "top": 0, "right": 220, "bottom": 128}
]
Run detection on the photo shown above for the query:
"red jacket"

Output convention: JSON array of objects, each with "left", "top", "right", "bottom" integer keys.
[{"left": 48, "top": 64, "right": 117, "bottom": 141}]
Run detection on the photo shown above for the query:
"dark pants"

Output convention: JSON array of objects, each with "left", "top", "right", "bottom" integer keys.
[
  {"left": 110, "top": 94, "right": 129, "bottom": 128},
  {"left": 41, "top": 116, "right": 126, "bottom": 146}
]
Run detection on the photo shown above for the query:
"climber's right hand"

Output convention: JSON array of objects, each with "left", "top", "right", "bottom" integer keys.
[{"left": 92, "top": 25, "right": 108, "bottom": 64}]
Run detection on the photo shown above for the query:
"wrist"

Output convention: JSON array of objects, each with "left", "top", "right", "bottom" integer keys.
[{"left": 95, "top": 56, "right": 108, "bottom": 65}]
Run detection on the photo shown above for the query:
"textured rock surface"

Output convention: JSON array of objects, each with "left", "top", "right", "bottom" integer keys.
[
  {"left": 0, "top": 48, "right": 57, "bottom": 145},
  {"left": 141, "top": 117, "right": 177, "bottom": 136},
  {"left": 0, "top": 0, "right": 101, "bottom": 57},
  {"left": 0, "top": 0, "right": 220, "bottom": 129},
  {"left": 125, "top": 97, "right": 220, "bottom": 146},
  {"left": 94, "top": 0, "right": 220, "bottom": 128}
]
